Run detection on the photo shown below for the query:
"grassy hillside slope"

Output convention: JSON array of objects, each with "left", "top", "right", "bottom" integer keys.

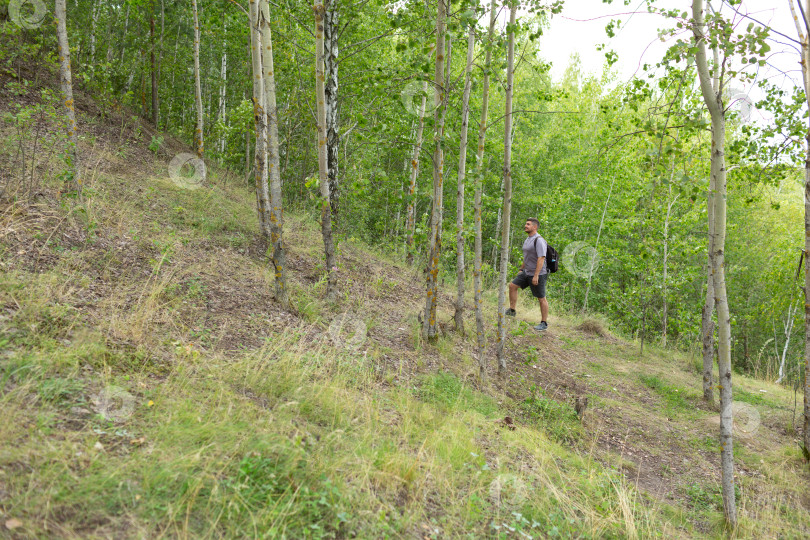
[{"left": 1, "top": 80, "right": 809, "bottom": 539}]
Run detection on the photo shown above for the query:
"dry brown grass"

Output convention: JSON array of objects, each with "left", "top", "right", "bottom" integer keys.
[{"left": 577, "top": 318, "right": 608, "bottom": 337}]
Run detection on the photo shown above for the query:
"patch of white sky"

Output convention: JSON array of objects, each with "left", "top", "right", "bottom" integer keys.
[
  {"left": 390, "top": 0, "right": 804, "bottom": 124},
  {"left": 531, "top": 0, "right": 805, "bottom": 123}
]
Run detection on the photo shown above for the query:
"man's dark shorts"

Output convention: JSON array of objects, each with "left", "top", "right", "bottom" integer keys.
[{"left": 512, "top": 271, "right": 547, "bottom": 299}]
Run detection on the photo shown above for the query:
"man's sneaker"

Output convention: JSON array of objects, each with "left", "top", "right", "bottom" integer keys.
[
  {"left": 534, "top": 321, "right": 548, "bottom": 332},
  {"left": 505, "top": 308, "right": 516, "bottom": 317}
]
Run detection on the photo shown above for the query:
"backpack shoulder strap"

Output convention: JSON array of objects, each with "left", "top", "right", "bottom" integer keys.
[{"left": 533, "top": 236, "right": 544, "bottom": 256}]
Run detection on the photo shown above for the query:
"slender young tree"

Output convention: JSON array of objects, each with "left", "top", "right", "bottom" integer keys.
[
  {"left": 496, "top": 2, "right": 517, "bottom": 373},
  {"left": 701, "top": 43, "right": 721, "bottom": 404},
  {"left": 474, "top": 0, "right": 497, "bottom": 380},
  {"left": 315, "top": 0, "right": 338, "bottom": 301},
  {"left": 55, "top": 0, "right": 82, "bottom": 199},
  {"left": 192, "top": 0, "right": 204, "bottom": 157},
  {"left": 405, "top": 83, "right": 428, "bottom": 265},
  {"left": 249, "top": 0, "right": 270, "bottom": 237},
  {"left": 453, "top": 24, "right": 476, "bottom": 335},
  {"left": 88, "top": 0, "right": 99, "bottom": 71},
  {"left": 662, "top": 178, "right": 679, "bottom": 348},
  {"left": 260, "top": 0, "right": 289, "bottom": 306},
  {"left": 691, "top": 0, "right": 735, "bottom": 526},
  {"left": 150, "top": 0, "right": 159, "bottom": 125},
  {"left": 324, "top": 0, "right": 340, "bottom": 216},
  {"left": 218, "top": 17, "right": 228, "bottom": 156},
  {"left": 701, "top": 175, "right": 716, "bottom": 402},
  {"left": 423, "top": 0, "right": 448, "bottom": 340},
  {"left": 787, "top": 0, "right": 810, "bottom": 458},
  {"left": 776, "top": 301, "right": 799, "bottom": 384}
]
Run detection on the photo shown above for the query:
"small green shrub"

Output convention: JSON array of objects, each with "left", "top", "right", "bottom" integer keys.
[
  {"left": 684, "top": 483, "right": 722, "bottom": 512},
  {"left": 519, "top": 385, "right": 581, "bottom": 443}
]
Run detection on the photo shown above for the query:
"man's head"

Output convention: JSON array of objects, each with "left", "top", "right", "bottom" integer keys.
[{"left": 524, "top": 218, "right": 540, "bottom": 235}]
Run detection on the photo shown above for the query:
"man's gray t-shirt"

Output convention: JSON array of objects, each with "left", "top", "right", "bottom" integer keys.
[{"left": 522, "top": 233, "right": 547, "bottom": 276}]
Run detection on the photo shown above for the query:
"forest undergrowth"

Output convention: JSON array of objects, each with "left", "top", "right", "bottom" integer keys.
[{"left": 1, "top": 76, "right": 809, "bottom": 540}]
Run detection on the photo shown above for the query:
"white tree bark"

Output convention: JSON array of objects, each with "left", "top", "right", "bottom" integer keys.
[
  {"left": 324, "top": 0, "right": 340, "bottom": 216},
  {"left": 165, "top": 15, "right": 182, "bottom": 131},
  {"left": 315, "top": 0, "right": 338, "bottom": 301},
  {"left": 89, "top": 0, "right": 98, "bottom": 72},
  {"left": 702, "top": 43, "right": 721, "bottom": 404},
  {"left": 474, "top": 0, "right": 497, "bottom": 380},
  {"left": 192, "top": 0, "right": 204, "bottom": 157},
  {"left": 249, "top": 0, "right": 270, "bottom": 237},
  {"left": 218, "top": 18, "right": 228, "bottom": 157},
  {"left": 55, "top": 0, "right": 82, "bottom": 199},
  {"left": 787, "top": 0, "right": 810, "bottom": 462},
  {"left": 423, "top": 0, "right": 448, "bottom": 340},
  {"left": 702, "top": 172, "right": 716, "bottom": 402},
  {"left": 692, "top": 0, "right": 736, "bottom": 526},
  {"left": 453, "top": 25, "right": 475, "bottom": 336},
  {"left": 405, "top": 83, "right": 428, "bottom": 265},
  {"left": 776, "top": 302, "right": 798, "bottom": 383},
  {"left": 260, "top": 0, "right": 289, "bottom": 306},
  {"left": 120, "top": 3, "right": 130, "bottom": 64},
  {"left": 150, "top": 1, "right": 159, "bottom": 125},
  {"left": 662, "top": 178, "right": 679, "bottom": 348},
  {"left": 496, "top": 3, "right": 517, "bottom": 373}
]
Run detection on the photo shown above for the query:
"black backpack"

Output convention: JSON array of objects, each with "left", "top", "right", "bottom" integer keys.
[{"left": 534, "top": 237, "right": 559, "bottom": 273}]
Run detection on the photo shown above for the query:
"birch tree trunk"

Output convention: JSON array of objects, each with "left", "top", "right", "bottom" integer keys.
[
  {"left": 55, "top": 0, "right": 82, "bottom": 199},
  {"left": 788, "top": 0, "right": 810, "bottom": 463},
  {"left": 423, "top": 0, "right": 448, "bottom": 340},
  {"left": 192, "top": 0, "right": 204, "bottom": 157},
  {"left": 776, "top": 301, "right": 798, "bottom": 384},
  {"left": 405, "top": 83, "right": 428, "bottom": 265},
  {"left": 496, "top": 3, "right": 517, "bottom": 373},
  {"left": 453, "top": 26, "right": 475, "bottom": 336},
  {"left": 315, "top": 0, "right": 338, "bottom": 301},
  {"left": 104, "top": 2, "right": 114, "bottom": 64},
  {"left": 89, "top": 0, "right": 98, "bottom": 72},
  {"left": 260, "top": 0, "right": 289, "bottom": 306},
  {"left": 692, "top": 0, "right": 736, "bottom": 526},
  {"left": 120, "top": 3, "right": 130, "bottom": 64},
  {"left": 150, "top": 1, "right": 158, "bottom": 125},
  {"left": 474, "top": 0, "right": 497, "bottom": 380},
  {"left": 701, "top": 43, "right": 721, "bottom": 404},
  {"left": 165, "top": 19, "right": 182, "bottom": 131},
  {"left": 245, "top": 128, "right": 251, "bottom": 184},
  {"left": 218, "top": 18, "right": 228, "bottom": 156},
  {"left": 158, "top": 0, "right": 165, "bottom": 103},
  {"left": 324, "top": 0, "right": 340, "bottom": 218},
  {"left": 702, "top": 174, "right": 716, "bottom": 402},
  {"left": 249, "top": 0, "right": 270, "bottom": 237},
  {"left": 662, "top": 180, "right": 678, "bottom": 348}
]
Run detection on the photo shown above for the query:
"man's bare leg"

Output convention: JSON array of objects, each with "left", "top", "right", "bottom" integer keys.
[
  {"left": 508, "top": 282, "right": 519, "bottom": 310},
  {"left": 538, "top": 297, "right": 549, "bottom": 322}
]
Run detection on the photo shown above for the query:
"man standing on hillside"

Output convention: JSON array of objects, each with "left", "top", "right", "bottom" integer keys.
[{"left": 505, "top": 218, "right": 549, "bottom": 331}]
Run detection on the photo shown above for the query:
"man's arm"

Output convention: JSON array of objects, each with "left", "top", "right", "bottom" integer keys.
[{"left": 532, "top": 256, "right": 545, "bottom": 285}]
